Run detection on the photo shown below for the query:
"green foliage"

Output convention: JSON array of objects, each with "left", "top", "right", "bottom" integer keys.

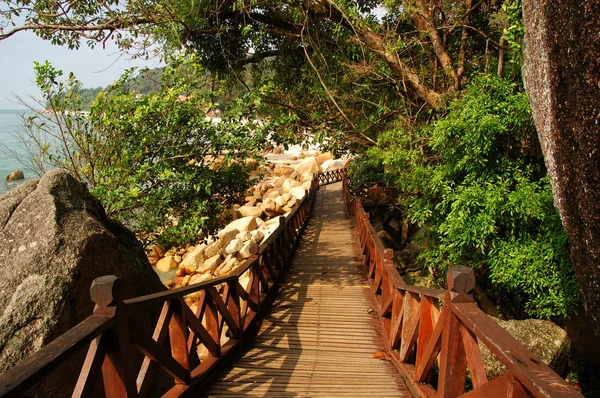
[
  {"left": 364, "top": 75, "right": 580, "bottom": 319},
  {"left": 28, "top": 55, "right": 267, "bottom": 247},
  {"left": 502, "top": 0, "right": 524, "bottom": 64}
]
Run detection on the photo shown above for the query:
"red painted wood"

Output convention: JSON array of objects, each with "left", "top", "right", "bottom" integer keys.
[
  {"left": 459, "top": 323, "right": 487, "bottom": 388},
  {"left": 438, "top": 292, "right": 468, "bottom": 397},
  {"left": 414, "top": 305, "right": 445, "bottom": 382},
  {"left": 399, "top": 292, "right": 421, "bottom": 362},
  {"left": 72, "top": 334, "right": 109, "bottom": 398},
  {"left": 169, "top": 300, "right": 191, "bottom": 384},
  {"left": 458, "top": 372, "right": 510, "bottom": 398}
]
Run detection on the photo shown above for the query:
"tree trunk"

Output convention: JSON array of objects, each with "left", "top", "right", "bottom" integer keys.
[{"left": 522, "top": 1, "right": 600, "bottom": 334}]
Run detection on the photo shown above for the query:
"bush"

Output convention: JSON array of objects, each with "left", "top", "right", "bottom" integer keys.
[
  {"left": 24, "top": 56, "right": 266, "bottom": 247},
  {"left": 369, "top": 75, "right": 580, "bottom": 319}
]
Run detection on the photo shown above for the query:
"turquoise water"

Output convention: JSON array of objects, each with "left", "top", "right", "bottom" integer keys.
[{"left": 0, "top": 109, "right": 36, "bottom": 193}]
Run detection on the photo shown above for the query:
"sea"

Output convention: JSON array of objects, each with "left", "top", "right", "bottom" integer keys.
[{"left": 0, "top": 109, "right": 36, "bottom": 194}]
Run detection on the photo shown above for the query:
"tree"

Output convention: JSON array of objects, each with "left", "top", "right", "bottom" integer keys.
[
  {"left": 1, "top": 0, "right": 513, "bottom": 148},
  {"left": 22, "top": 56, "right": 266, "bottom": 246},
  {"left": 522, "top": 1, "right": 600, "bottom": 333}
]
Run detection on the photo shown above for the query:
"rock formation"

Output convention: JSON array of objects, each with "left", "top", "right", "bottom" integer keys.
[
  {"left": 0, "top": 169, "right": 165, "bottom": 395},
  {"left": 523, "top": 1, "right": 600, "bottom": 333},
  {"left": 480, "top": 317, "right": 570, "bottom": 378}
]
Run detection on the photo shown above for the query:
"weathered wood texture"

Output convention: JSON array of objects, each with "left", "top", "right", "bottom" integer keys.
[
  {"left": 0, "top": 169, "right": 579, "bottom": 398},
  {"left": 204, "top": 182, "right": 411, "bottom": 397},
  {"left": 343, "top": 177, "right": 579, "bottom": 398}
]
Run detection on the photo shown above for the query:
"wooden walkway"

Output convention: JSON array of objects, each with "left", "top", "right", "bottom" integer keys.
[{"left": 204, "top": 182, "right": 411, "bottom": 397}]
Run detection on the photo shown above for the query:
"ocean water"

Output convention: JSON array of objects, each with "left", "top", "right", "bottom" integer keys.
[{"left": 0, "top": 109, "right": 36, "bottom": 193}]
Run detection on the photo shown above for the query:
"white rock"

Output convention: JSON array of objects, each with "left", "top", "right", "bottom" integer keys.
[
  {"left": 275, "top": 195, "right": 288, "bottom": 207},
  {"left": 263, "top": 188, "right": 282, "bottom": 200},
  {"left": 316, "top": 152, "right": 333, "bottom": 165},
  {"left": 189, "top": 273, "right": 212, "bottom": 285},
  {"left": 290, "top": 186, "right": 307, "bottom": 200},
  {"left": 266, "top": 216, "right": 284, "bottom": 226},
  {"left": 282, "top": 178, "right": 302, "bottom": 193},
  {"left": 225, "top": 238, "right": 244, "bottom": 254},
  {"left": 215, "top": 255, "right": 241, "bottom": 277},
  {"left": 198, "top": 254, "right": 223, "bottom": 273},
  {"left": 204, "top": 240, "right": 222, "bottom": 258},
  {"left": 295, "top": 157, "right": 321, "bottom": 174},
  {"left": 180, "top": 244, "right": 207, "bottom": 267},
  {"left": 273, "top": 176, "right": 287, "bottom": 188},
  {"left": 218, "top": 228, "right": 239, "bottom": 247},
  {"left": 226, "top": 216, "right": 258, "bottom": 232},
  {"left": 156, "top": 256, "right": 178, "bottom": 272},
  {"left": 274, "top": 165, "right": 294, "bottom": 176},
  {"left": 256, "top": 217, "right": 267, "bottom": 229},
  {"left": 301, "top": 172, "right": 314, "bottom": 183},
  {"left": 237, "top": 205, "right": 263, "bottom": 218},
  {"left": 287, "top": 196, "right": 298, "bottom": 207},
  {"left": 236, "top": 231, "right": 253, "bottom": 242},
  {"left": 250, "top": 229, "right": 264, "bottom": 244},
  {"left": 238, "top": 241, "right": 259, "bottom": 259},
  {"left": 321, "top": 158, "right": 344, "bottom": 171},
  {"left": 262, "top": 198, "right": 283, "bottom": 217}
]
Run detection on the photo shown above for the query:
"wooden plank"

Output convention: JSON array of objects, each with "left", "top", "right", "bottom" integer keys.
[
  {"left": 453, "top": 303, "right": 579, "bottom": 397},
  {"left": 459, "top": 323, "right": 487, "bottom": 388},
  {"left": 0, "top": 314, "right": 114, "bottom": 397},
  {"left": 204, "top": 182, "right": 410, "bottom": 397},
  {"left": 72, "top": 334, "right": 109, "bottom": 398},
  {"left": 438, "top": 293, "right": 468, "bottom": 397},
  {"left": 414, "top": 306, "right": 445, "bottom": 382},
  {"left": 458, "top": 372, "right": 510, "bottom": 398},
  {"left": 399, "top": 291, "right": 421, "bottom": 362}
]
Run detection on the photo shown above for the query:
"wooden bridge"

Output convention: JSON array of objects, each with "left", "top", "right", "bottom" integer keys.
[{"left": 0, "top": 170, "right": 579, "bottom": 397}]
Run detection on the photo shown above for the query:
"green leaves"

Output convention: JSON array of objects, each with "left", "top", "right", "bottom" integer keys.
[
  {"left": 354, "top": 75, "right": 580, "bottom": 320},
  {"left": 29, "top": 56, "right": 266, "bottom": 247}
]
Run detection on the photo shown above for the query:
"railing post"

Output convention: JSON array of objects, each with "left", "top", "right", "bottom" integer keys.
[
  {"left": 90, "top": 275, "right": 138, "bottom": 397},
  {"left": 438, "top": 266, "right": 475, "bottom": 397}
]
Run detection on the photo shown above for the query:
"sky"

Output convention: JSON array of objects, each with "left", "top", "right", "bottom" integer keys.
[{"left": 0, "top": 31, "right": 160, "bottom": 109}]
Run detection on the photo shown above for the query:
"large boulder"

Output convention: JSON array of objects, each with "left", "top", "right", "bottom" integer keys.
[
  {"left": 480, "top": 317, "right": 570, "bottom": 379},
  {"left": 296, "top": 157, "right": 321, "bottom": 174},
  {"left": 523, "top": 0, "right": 600, "bottom": 335},
  {"left": 226, "top": 216, "right": 259, "bottom": 232},
  {"left": 0, "top": 169, "right": 166, "bottom": 396}
]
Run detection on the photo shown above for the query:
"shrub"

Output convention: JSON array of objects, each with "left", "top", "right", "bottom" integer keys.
[
  {"left": 24, "top": 56, "right": 266, "bottom": 246},
  {"left": 368, "top": 75, "right": 580, "bottom": 319}
]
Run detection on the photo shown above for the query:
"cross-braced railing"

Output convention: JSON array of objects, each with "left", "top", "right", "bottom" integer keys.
[
  {"left": 0, "top": 169, "right": 580, "bottom": 398},
  {"left": 342, "top": 173, "right": 579, "bottom": 398},
  {"left": 0, "top": 170, "right": 343, "bottom": 397}
]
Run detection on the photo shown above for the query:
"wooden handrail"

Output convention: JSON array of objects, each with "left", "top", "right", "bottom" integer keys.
[
  {"left": 1, "top": 168, "right": 576, "bottom": 398},
  {"left": 341, "top": 175, "right": 578, "bottom": 398},
  {"left": 0, "top": 313, "right": 115, "bottom": 397},
  {"left": 0, "top": 169, "right": 344, "bottom": 398}
]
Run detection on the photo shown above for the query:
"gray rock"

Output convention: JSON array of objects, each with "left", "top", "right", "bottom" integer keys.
[
  {"left": 0, "top": 169, "right": 166, "bottom": 396},
  {"left": 480, "top": 317, "right": 570, "bottom": 379},
  {"left": 5, "top": 170, "right": 24, "bottom": 182},
  {"left": 523, "top": 1, "right": 600, "bottom": 334}
]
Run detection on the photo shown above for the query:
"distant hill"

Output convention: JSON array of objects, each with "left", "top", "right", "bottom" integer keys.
[
  {"left": 76, "top": 67, "right": 248, "bottom": 111},
  {"left": 77, "top": 68, "right": 163, "bottom": 109}
]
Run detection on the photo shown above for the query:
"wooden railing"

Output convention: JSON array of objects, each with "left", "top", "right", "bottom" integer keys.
[
  {"left": 350, "top": 182, "right": 398, "bottom": 207},
  {"left": 342, "top": 173, "right": 579, "bottom": 398},
  {"left": 0, "top": 169, "right": 579, "bottom": 398},
  {"left": 0, "top": 170, "right": 342, "bottom": 398}
]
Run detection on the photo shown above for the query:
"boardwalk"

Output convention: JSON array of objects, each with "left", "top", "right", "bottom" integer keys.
[{"left": 205, "top": 182, "right": 411, "bottom": 397}]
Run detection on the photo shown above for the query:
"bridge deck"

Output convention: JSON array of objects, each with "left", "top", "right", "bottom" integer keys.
[{"left": 204, "top": 182, "right": 411, "bottom": 397}]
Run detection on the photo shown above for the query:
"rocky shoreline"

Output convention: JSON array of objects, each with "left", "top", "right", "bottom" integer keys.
[{"left": 147, "top": 147, "right": 349, "bottom": 310}]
